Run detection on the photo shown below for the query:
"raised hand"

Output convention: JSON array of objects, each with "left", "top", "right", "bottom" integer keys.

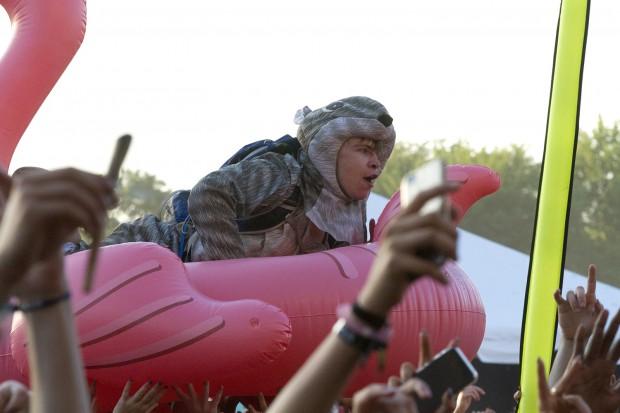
[
  {"left": 353, "top": 381, "right": 431, "bottom": 413},
  {"left": 453, "top": 385, "right": 486, "bottom": 413},
  {"left": 553, "top": 310, "right": 620, "bottom": 413},
  {"left": 356, "top": 183, "right": 459, "bottom": 317},
  {"left": 538, "top": 359, "right": 592, "bottom": 413},
  {"left": 554, "top": 264, "right": 604, "bottom": 340},
  {"left": 247, "top": 392, "right": 268, "bottom": 413},
  {"left": 0, "top": 168, "right": 116, "bottom": 295},
  {"left": 113, "top": 380, "right": 165, "bottom": 413},
  {"left": 0, "top": 380, "right": 30, "bottom": 413},
  {"left": 173, "top": 382, "right": 223, "bottom": 413}
]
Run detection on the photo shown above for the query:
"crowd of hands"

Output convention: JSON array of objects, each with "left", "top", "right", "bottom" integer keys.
[{"left": 0, "top": 166, "right": 619, "bottom": 412}]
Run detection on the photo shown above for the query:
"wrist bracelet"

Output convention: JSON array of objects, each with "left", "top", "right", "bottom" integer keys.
[
  {"left": 332, "top": 303, "right": 393, "bottom": 355},
  {"left": 332, "top": 319, "right": 386, "bottom": 354},
  {"left": 14, "top": 291, "right": 71, "bottom": 313},
  {"left": 352, "top": 302, "right": 386, "bottom": 329},
  {"left": 337, "top": 303, "right": 392, "bottom": 344}
]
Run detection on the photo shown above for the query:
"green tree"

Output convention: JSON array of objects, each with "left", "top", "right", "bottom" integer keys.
[
  {"left": 105, "top": 169, "right": 172, "bottom": 233},
  {"left": 375, "top": 120, "right": 620, "bottom": 287}
]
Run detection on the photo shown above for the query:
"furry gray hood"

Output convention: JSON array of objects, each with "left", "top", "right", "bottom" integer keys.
[{"left": 295, "top": 96, "right": 395, "bottom": 244}]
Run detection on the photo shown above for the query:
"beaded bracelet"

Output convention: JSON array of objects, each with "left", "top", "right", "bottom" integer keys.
[
  {"left": 352, "top": 302, "right": 386, "bottom": 329},
  {"left": 332, "top": 303, "right": 393, "bottom": 355},
  {"left": 1, "top": 291, "right": 71, "bottom": 313}
]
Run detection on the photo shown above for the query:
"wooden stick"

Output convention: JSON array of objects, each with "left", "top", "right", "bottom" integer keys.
[{"left": 83, "top": 134, "right": 132, "bottom": 292}]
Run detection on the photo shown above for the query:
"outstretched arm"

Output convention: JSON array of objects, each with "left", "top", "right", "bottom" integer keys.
[
  {"left": 267, "top": 183, "right": 459, "bottom": 413},
  {"left": 0, "top": 168, "right": 115, "bottom": 413}
]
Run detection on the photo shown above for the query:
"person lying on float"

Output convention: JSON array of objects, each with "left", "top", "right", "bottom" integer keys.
[{"left": 66, "top": 96, "right": 395, "bottom": 262}]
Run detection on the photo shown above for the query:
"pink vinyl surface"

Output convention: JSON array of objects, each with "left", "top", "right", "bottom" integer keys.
[{"left": 0, "top": 0, "right": 500, "bottom": 409}]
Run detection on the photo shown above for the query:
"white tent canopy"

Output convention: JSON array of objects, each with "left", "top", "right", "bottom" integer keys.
[{"left": 366, "top": 193, "right": 620, "bottom": 364}]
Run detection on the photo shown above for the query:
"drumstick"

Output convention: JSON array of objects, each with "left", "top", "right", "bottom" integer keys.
[{"left": 83, "top": 134, "right": 132, "bottom": 292}]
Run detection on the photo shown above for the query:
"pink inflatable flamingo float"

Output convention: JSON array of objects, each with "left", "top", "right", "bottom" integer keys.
[{"left": 0, "top": 0, "right": 499, "bottom": 410}]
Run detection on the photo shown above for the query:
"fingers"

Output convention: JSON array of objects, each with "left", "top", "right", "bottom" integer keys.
[
  {"left": 258, "top": 392, "right": 268, "bottom": 411},
  {"left": 572, "top": 325, "right": 586, "bottom": 359},
  {"left": 352, "top": 384, "right": 396, "bottom": 410},
  {"left": 173, "top": 385, "right": 189, "bottom": 402},
  {"left": 405, "top": 183, "right": 460, "bottom": 215},
  {"left": 561, "top": 394, "right": 592, "bottom": 413},
  {"left": 400, "top": 377, "right": 432, "bottom": 400},
  {"left": 387, "top": 210, "right": 457, "bottom": 241},
  {"left": 387, "top": 376, "right": 402, "bottom": 387},
  {"left": 212, "top": 385, "right": 224, "bottom": 407},
  {"left": 120, "top": 380, "right": 132, "bottom": 400},
  {"left": 132, "top": 381, "right": 152, "bottom": 401},
  {"left": 575, "top": 286, "right": 586, "bottom": 308},
  {"left": 188, "top": 383, "right": 198, "bottom": 402},
  {"left": 418, "top": 331, "right": 432, "bottom": 369},
  {"left": 202, "top": 381, "right": 209, "bottom": 407},
  {"left": 5, "top": 389, "right": 29, "bottom": 412},
  {"left": 609, "top": 339, "right": 620, "bottom": 363},
  {"left": 399, "top": 361, "right": 415, "bottom": 382},
  {"left": 141, "top": 382, "right": 164, "bottom": 406},
  {"left": 585, "top": 310, "right": 609, "bottom": 362},
  {"left": 586, "top": 264, "right": 597, "bottom": 303},
  {"left": 567, "top": 291, "right": 579, "bottom": 312},
  {"left": 395, "top": 227, "right": 457, "bottom": 261},
  {"left": 463, "top": 385, "right": 485, "bottom": 400},
  {"left": 392, "top": 253, "right": 449, "bottom": 284},
  {"left": 536, "top": 358, "right": 552, "bottom": 409},
  {"left": 601, "top": 309, "right": 620, "bottom": 358},
  {"left": 554, "top": 289, "right": 569, "bottom": 312}
]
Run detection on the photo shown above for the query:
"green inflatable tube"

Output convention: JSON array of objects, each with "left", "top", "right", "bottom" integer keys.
[{"left": 518, "top": 0, "right": 590, "bottom": 412}]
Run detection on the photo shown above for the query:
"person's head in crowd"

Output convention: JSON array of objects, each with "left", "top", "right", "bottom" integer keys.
[{"left": 296, "top": 96, "right": 395, "bottom": 202}]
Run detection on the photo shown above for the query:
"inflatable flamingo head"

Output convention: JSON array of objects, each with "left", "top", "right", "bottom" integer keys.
[{"left": 372, "top": 164, "right": 501, "bottom": 240}]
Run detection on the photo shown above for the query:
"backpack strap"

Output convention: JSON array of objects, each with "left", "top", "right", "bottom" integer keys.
[{"left": 235, "top": 187, "right": 301, "bottom": 233}]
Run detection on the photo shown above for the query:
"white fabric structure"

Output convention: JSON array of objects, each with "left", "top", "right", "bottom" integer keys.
[{"left": 366, "top": 193, "right": 620, "bottom": 364}]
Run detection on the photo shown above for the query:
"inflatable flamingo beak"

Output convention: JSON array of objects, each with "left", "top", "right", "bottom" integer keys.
[{"left": 372, "top": 164, "right": 501, "bottom": 240}]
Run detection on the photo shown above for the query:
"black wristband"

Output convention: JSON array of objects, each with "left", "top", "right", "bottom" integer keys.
[
  {"left": 18, "top": 291, "right": 71, "bottom": 313},
  {"left": 335, "top": 321, "right": 386, "bottom": 354},
  {"left": 352, "top": 302, "right": 386, "bottom": 329}
]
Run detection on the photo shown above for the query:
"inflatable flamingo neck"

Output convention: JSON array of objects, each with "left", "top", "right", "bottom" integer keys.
[
  {"left": 0, "top": 0, "right": 86, "bottom": 168},
  {"left": 373, "top": 164, "right": 501, "bottom": 240}
]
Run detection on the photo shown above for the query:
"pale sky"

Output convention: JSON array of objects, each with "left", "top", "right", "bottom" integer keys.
[{"left": 1, "top": 0, "right": 619, "bottom": 189}]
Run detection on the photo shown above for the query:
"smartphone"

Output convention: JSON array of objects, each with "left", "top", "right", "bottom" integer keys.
[
  {"left": 400, "top": 159, "right": 446, "bottom": 213},
  {"left": 414, "top": 347, "right": 478, "bottom": 413},
  {"left": 400, "top": 159, "right": 448, "bottom": 264}
]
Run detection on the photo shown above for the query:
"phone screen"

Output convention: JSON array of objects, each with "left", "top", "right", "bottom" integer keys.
[
  {"left": 414, "top": 347, "right": 478, "bottom": 413},
  {"left": 400, "top": 159, "right": 445, "bottom": 214}
]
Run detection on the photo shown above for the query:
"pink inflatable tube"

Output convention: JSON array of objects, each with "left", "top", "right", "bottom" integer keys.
[
  {"left": 0, "top": 0, "right": 86, "bottom": 167},
  {"left": 7, "top": 165, "right": 497, "bottom": 411}
]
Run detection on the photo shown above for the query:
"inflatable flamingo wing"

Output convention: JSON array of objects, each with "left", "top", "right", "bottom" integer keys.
[{"left": 0, "top": 0, "right": 86, "bottom": 167}]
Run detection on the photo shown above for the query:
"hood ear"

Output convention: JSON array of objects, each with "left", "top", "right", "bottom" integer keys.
[{"left": 294, "top": 106, "right": 312, "bottom": 125}]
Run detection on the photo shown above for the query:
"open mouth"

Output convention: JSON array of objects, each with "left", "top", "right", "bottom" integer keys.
[{"left": 364, "top": 174, "right": 379, "bottom": 185}]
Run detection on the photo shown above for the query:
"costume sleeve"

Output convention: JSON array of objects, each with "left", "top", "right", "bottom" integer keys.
[{"left": 188, "top": 153, "right": 301, "bottom": 261}]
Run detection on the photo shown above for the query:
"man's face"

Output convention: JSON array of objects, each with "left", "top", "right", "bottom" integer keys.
[{"left": 336, "top": 137, "right": 381, "bottom": 200}]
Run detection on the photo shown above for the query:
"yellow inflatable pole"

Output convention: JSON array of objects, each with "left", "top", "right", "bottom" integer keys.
[{"left": 517, "top": 1, "right": 590, "bottom": 412}]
